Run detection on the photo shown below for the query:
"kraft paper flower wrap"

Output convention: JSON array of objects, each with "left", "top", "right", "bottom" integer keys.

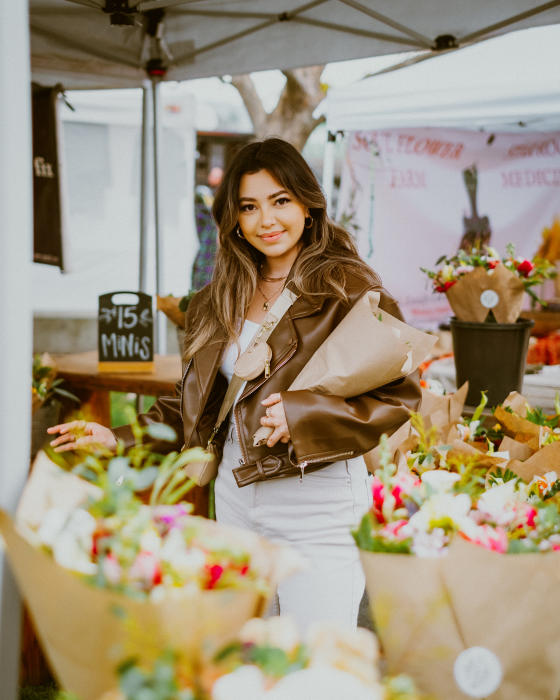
[
  {"left": 360, "top": 539, "right": 560, "bottom": 700},
  {"left": 355, "top": 455, "right": 560, "bottom": 700},
  {"left": 422, "top": 245, "right": 557, "bottom": 323},
  {"left": 0, "top": 454, "right": 300, "bottom": 700},
  {"left": 253, "top": 290, "right": 437, "bottom": 449}
]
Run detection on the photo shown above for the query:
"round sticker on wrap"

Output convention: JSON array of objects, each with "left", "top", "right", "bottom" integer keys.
[
  {"left": 454, "top": 646, "right": 503, "bottom": 698},
  {"left": 480, "top": 289, "right": 499, "bottom": 309}
]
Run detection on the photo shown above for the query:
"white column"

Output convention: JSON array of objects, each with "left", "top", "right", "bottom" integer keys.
[{"left": 0, "top": 0, "right": 32, "bottom": 697}]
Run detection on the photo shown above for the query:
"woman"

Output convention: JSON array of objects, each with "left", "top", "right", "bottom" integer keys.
[{"left": 49, "top": 138, "right": 420, "bottom": 631}]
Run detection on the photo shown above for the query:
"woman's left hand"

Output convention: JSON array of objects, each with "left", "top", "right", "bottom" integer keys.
[{"left": 260, "top": 393, "right": 290, "bottom": 447}]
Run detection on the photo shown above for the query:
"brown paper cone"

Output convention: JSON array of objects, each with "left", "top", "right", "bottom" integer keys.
[
  {"left": 361, "top": 539, "right": 560, "bottom": 700},
  {"left": 494, "top": 406, "right": 545, "bottom": 450},
  {"left": 441, "top": 538, "right": 560, "bottom": 700},
  {"left": 360, "top": 549, "right": 465, "bottom": 699},
  {"left": 0, "top": 511, "right": 268, "bottom": 700},
  {"left": 156, "top": 296, "right": 185, "bottom": 328},
  {"left": 253, "top": 291, "right": 436, "bottom": 446},
  {"left": 420, "top": 382, "right": 469, "bottom": 432},
  {"left": 498, "top": 436, "right": 534, "bottom": 462},
  {"left": 0, "top": 506, "right": 300, "bottom": 700},
  {"left": 445, "top": 265, "right": 525, "bottom": 323},
  {"left": 508, "top": 442, "right": 560, "bottom": 482},
  {"left": 17, "top": 451, "right": 102, "bottom": 532},
  {"left": 3, "top": 460, "right": 301, "bottom": 700},
  {"left": 363, "top": 420, "right": 411, "bottom": 473}
]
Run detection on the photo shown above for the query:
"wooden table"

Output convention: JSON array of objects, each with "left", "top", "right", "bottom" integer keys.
[{"left": 52, "top": 351, "right": 181, "bottom": 424}]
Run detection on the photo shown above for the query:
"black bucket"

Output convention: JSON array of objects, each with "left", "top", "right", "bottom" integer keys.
[{"left": 450, "top": 317, "right": 534, "bottom": 407}]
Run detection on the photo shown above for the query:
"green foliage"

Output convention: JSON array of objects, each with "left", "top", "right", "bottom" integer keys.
[
  {"left": 32, "top": 354, "right": 80, "bottom": 407},
  {"left": 117, "top": 652, "right": 195, "bottom": 700},
  {"left": 44, "top": 411, "right": 200, "bottom": 510},
  {"left": 525, "top": 406, "right": 560, "bottom": 430},
  {"left": 488, "top": 467, "right": 520, "bottom": 486},
  {"left": 352, "top": 512, "right": 412, "bottom": 554}
]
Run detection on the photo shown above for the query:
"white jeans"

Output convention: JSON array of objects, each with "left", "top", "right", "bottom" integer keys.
[{"left": 215, "top": 423, "right": 372, "bottom": 632}]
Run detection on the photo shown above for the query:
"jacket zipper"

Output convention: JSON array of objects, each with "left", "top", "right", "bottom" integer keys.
[{"left": 296, "top": 450, "right": 355, "bottom": 481}]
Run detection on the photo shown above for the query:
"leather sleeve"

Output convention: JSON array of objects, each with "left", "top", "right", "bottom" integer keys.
[
  {"left": 111, "top": 377, "right": 184, "bottom": 453},
  {"left": 281, "top": 370, "right": 421, "bottom": 465}
]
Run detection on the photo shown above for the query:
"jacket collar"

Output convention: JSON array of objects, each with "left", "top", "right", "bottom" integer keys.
[{"left": 192, "top": 284, "right": 324, "bottom": 394}]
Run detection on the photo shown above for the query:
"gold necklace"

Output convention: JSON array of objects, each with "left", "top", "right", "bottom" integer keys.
[{"left": 256, "top": 280, "right": 283, "bottom": 311}]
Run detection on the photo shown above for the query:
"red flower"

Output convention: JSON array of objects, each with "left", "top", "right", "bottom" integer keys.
[
  {"left": 435, "top": 280, "right": 457, "bottom": 293},
  {"left": 239, "top": 564, "right": 249, "bottom": 576},
  {"left": 206, "top": 564, "right": 224, "bottom": 589},
  {"left": 487, "top": 260, "right": 499, "bottom": 269},
  {"left": 516, "top": 259, "right": 534, "bottom": 277}
]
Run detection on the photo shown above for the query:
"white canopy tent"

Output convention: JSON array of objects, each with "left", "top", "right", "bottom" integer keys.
[
  {"left": 3, "top": 3, "right": 560, "bottom": 698},
  {"left": 29, "top": 0, "right": 560, "bottom": 89},
  {"left": 325, "top": 24, "right": 560, "bottom": 134}
]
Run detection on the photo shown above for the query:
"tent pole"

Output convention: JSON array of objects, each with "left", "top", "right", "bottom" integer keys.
[
  {"left": 0, "top": 0, "right": 32, "bottom": 697},
  {"left": 139, "top": 81, "right": 150, "bottom": 293},
  {"left": 151, "top": 77, "right": 166, "bottom": 354},
  {"left": 322, "top": 130, "right": 337, "bottom": 217}
]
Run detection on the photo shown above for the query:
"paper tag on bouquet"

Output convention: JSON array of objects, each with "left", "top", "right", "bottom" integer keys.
[{"left": 454, "top": 646, "right": 503, "bottom": 697}]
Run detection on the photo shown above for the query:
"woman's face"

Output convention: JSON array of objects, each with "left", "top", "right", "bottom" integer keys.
[{"left": 237, "top": 169, "right": 307, "bottom": 266}]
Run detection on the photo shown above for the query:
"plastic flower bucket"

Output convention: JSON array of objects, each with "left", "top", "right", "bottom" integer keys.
[{"left": 450, "top": 317, "right": 534, "bottom": 406}]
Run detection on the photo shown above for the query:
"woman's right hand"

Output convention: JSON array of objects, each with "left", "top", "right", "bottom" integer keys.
[{"left": 47, "top": 420, "right": 117, "bottom": 453}]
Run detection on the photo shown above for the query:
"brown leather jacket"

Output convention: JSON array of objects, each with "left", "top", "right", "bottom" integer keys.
[{"left": 113, "top": 272, "right": 421, "bottom": 487}]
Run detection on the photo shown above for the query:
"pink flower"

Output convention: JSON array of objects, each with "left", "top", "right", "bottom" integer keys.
[
  {"left": 524, "top": 506, "right": 538, "bottom": 528},
  {"left": 206, "top": 564, "right": 224, "bottom": 589},
  {"left": 381, "top": 520, "right": 410, "bottom": 541},
  {"left": 102, "top": 553, "right": 122, "bottom": 585},
  {"left": 129, "top": 551, "right": 163, "bottom": 587},
  {"left": 460, "top": 524, "right": 508, "bottom": 553}
]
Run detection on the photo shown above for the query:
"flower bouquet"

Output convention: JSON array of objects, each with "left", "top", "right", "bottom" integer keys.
[
  {"left": 422, "top": 245, "right": 556, "bottom": 405},
  {"left": 97, "top": 616, "right": 424, "bottom": 700},
  {"left": 0, "top": 443, "right": 299, "bottom": 700},
  {"left": 354, "top": 446, "right": 560, "bottom": 700},
  {"left": 422, "top": 244, "right": 556, "bottom": 323}
]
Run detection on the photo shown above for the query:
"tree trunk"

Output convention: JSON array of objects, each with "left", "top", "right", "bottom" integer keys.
[{"left": 231, "top": 65, "right": 326, "bottom": 152}]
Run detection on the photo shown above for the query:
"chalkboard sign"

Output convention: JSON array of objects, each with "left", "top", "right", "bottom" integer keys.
[{"left": 98, "top": 291, "right": 154, "bottom": 373}]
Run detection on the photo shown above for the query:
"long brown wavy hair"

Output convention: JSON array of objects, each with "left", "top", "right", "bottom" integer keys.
[{"left": 183, "top": 138, "right": 380, "bottom": 361}]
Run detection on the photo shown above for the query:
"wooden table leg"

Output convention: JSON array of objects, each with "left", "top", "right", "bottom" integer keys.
[{"left": 61, "top": 386, "right": 111, "bottom": 426}]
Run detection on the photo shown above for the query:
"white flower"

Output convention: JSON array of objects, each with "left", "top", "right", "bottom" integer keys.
[
  {"left": 212, "top": 666, "right": 265, "bottom": 700},
  {"left": 36, "top": 508, "right": 70, "bottom": 547},
  {"left": 411, "top": 528, "right": 449, "bottom": 558},
  {"left": 239, "top": 616, "right": 300, "bottom": 653},
  {"left": 266, "top": 667, "right": 382, "bottom": 700},
  {"left": 456, "top": 420, "right": 480, "bottom": 441},
  {"left": 421, "top": 470, "right": 461, "bottom": 493},
  {"left": 160, "top": 529, "right": 206, "bottom": 578},
  {"left": 530, "top": 471, "right": 558, "bottom": 495},
  {"left": 139, "top": 526, "right": 162, "bottom": 555},
  {"left": 39, "top": 508, "right": 98, "bottom": 576},
  {"left": 409, "top": 492, "right": 471, "bottom": 533},
  {"left": 476, "top": 482, "right": 524, "bottom": 526},
  {"left": 306, "top": 623, "right": 379, "bottom": 686}
]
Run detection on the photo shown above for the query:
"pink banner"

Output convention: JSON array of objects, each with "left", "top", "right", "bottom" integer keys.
[{"left": 337, "top": 128, "right": 560, "bottom": 327}]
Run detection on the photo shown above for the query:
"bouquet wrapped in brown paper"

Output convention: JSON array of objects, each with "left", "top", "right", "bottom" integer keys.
[
  {"left": 0, "top": 454, "right": 300, "bottom": 700},
  {"left": 354, "top": 453, "right": 560, "bottom": 700},
  {"left": 422, "top": 245, "right": 556, "bottom": 323},
  {"left": 253, "top": 290, "right": 437, "bottom": 450}
]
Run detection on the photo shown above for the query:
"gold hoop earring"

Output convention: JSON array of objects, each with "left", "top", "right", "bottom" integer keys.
[
  {"left": 235, "top": 224, "right": 244, "bottom": 239},
  {"left": 304, "top": 215, "right": 313, "bottom": 229}
]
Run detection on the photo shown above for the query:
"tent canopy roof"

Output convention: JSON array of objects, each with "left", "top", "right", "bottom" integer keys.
[
  {"left": 30, "top": 0, "right": 560, "bottom": 88},
  {"left": 325, "top": 25, "right": 560, "bottom": 132}
]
